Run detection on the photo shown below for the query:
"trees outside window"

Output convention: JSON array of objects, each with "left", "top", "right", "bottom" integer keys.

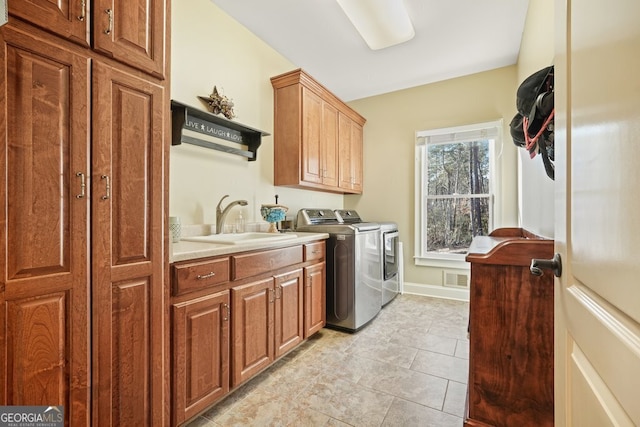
[{"left": 415, "top": 121, "right": 500, "bottom": 264}]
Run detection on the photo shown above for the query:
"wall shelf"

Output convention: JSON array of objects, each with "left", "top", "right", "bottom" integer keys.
[{"left": 171, "top": 100, "right": 270, "bottom": 161}]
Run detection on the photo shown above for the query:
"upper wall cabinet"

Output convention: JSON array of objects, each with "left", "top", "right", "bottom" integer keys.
[
  {"left": 8, "top": 0, "right": 166, "bottom": 78},
  {"left": 271, "top": 69, "right": 366, "bottom": 194}
]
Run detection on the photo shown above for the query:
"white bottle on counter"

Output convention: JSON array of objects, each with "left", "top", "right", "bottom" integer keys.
[{"left": 235, "top": 211, "right": 245, "bottom": 233}]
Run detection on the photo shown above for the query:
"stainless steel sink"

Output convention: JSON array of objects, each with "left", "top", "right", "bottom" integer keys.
[{"left": 181, "top": 232, "right": 297, "bottom": 245}]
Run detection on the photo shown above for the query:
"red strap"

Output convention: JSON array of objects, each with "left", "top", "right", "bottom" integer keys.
[{"left": 523, "top": 109, "right": 555, "bottom": 158}]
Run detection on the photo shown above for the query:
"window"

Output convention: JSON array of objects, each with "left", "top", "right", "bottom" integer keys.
[{"left": 415, "top": 121, "right": 501, "bottom": 267}]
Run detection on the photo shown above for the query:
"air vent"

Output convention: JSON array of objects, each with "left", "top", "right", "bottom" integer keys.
[{"left": 443, "top": 270, "right": 469, "bottom": 288}]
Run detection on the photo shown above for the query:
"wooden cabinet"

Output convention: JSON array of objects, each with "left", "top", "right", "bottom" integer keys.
[
  {"left": 9, "top": 0, "right": 166, "bottom": 78},
  {"left": 172, "top": 291, "right": 230, "bottom": 426},
  {"left": 0, "top": 25, "right": 91, "bottom": 426},
  {"left": 271, "top": 68, "right": 365, "bottom": 194},
  {"left": 465, "top": 228, "right": 554, "bottom": 427},
  {"left": 90, "top": 61, "right": 166, "bottom": 426},
  {"left": 293, "top": 87, "right": 339, "bottom": 187},
  {"left": 230, "top": 277, "right": 275, "bottom": 387},
  {"left": 170, "top": 240, "right": 326, "bottom": 424},
  {"left": 338, "top": 113, "right": 363, "bottom": 193},
  {"left": 231, "top": 268, "right": 304, "bottom": 387},
  {"left": 0, "top": 13, "right": 168, "bottom": 427},
  {"left": 304, "top": 262, "right": 326, "bottom": 337},
  {"left": 274, "top": 269, "right": 304, "bottom": 356}
]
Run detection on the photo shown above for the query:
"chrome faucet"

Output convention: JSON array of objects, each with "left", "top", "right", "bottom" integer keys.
[{"left": 216, "top": 195, "right": 248, "bottom": 234}]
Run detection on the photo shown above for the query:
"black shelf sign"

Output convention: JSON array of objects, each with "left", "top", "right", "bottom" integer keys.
[{"left": 171, "top": 100, "right": 269, "bottom": 161}]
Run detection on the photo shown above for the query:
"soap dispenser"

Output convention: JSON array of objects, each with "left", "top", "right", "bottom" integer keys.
[{"left": 235, "top": 210, "right": 245, "bottom": 233}]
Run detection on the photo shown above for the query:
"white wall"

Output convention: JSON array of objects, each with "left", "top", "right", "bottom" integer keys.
[
  {"left": 170, "top": 0, "right": 343, "bottom": 229},
  {"left": 516, "top": 0, "right": 555, "bottom": 238}
]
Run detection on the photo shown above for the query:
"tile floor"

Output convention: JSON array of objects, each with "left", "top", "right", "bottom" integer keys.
[{"left": 186, "top": 294, "right": 470, "bottom": 427}]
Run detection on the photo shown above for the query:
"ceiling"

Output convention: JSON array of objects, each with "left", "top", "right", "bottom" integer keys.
[{"left": 209, "top": 0, "right": 530, "bottom": 101}]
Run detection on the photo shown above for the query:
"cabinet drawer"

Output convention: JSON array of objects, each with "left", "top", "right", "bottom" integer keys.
[
  {"left": 172, "top": 257, "right": 230, "bottom": 296},
  {"left": 304, "top": 241, "right": 325, "bottom": 261},
  {"left": 232, "top": 246, "right": 303, "bottom": 280}
]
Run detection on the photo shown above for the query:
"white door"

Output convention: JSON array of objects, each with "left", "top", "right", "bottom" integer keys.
[{"left": 554, "top": 0, "right": 640, "bottom": 425}]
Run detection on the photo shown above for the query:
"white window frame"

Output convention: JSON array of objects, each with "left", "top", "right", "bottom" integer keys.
[{"left": 414, "top": 120, "right": 502, "bottom": 268}]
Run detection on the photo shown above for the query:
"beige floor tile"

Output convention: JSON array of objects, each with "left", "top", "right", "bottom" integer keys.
[
  {"left": 300, "top": 375, "right": 395, "bottom": 426},
  {"left": 410, "top": 350, "right": 469, "bottom": 384},
  {"left": 357, "top": 362, "right": 449, "bottom": 409},
  {"left": 381, "top": 397, "right": 463, "bottom": 427},
  {"left": 185, "top": 294, "right": 470, "bottom": 427},
  {"left": 443, "top": 380, "right": 467, "bottom": 417}
]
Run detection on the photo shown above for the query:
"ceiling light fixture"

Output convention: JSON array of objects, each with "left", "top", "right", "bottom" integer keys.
[{"left": 336, "top": 0, "right": 415, "bottom": 50}]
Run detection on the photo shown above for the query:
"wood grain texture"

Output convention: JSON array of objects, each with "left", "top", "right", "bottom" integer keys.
[
  {"left": 304, "top": 261, "right": 326, "bottom": 338},
  {"left": 8, "top": 0, "right": 91, "bottom": 47},
  {"left": 303, "top": 241, "right": 325, "bottom": 262},
  {"left": 321, "top": 100, "right": 339, "bottom": 187},
  {"left": 337, "top": 112, "right": 363, "bottom": 193},
  {"left": 271, "top": 69, "right": 365, "bottom": 194},
  {"left": 172, "top": 257, "right": 230, "bottom": 296},
  {"left": 91, "top": 61, "right": 166, "bottom": 426},
  {"left": 465, "top": 230, "right": 554, "bottom": 427},
  {"left": 2, "top": 2, "right": 169, "bottom": 424},
  {"left": 231, "top": 246, "right": 303, "bottom": 281},
  {"left": 274, "top": 269, "right": 304, "bottom": 357},
  {"left": 93, "top": 0, "right": 166, "bottom": 78},
  {"left": 231, "top": 278, "right": 274, "bottom": 387},
  {"left": 172, "top": 291, "right": 229, "bottom": 426},
  {"left": 170, "top": 241, "right": 327, "bottom": 423},
  {"left": 0, "top": 25, "right": 90, "bottom": 426}
]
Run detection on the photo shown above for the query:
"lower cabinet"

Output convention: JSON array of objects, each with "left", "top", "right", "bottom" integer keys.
[
  {"left": 304, "top": 262, "right": 326, "bottom": 337},
  {"left": 171, "top": 241, "right": 326, "bottom": 426},
  {"left": 231, "top": 268, "right": 304, "bottom": 387},
  {"left": 274, "top": 269, "right": 304, "bottom": 357},
  {"left": 171, "top": 291, "right": 230, "bottom": 426},
  {"left": 231, "top": 277, "right": 275, "bottom": 387}
]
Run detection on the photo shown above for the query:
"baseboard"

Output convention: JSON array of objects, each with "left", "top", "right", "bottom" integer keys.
[{"left": 402, "top": 281, "right": 470, "bottom": 302}]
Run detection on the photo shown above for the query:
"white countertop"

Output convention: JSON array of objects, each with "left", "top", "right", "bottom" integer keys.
[{"left": 170, "top": 232, "right": 329, "bottom": 263}]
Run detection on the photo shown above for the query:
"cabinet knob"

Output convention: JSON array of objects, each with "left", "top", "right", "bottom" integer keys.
[{"left": 530, "top": 253, "right": 562, "bottom": 277}]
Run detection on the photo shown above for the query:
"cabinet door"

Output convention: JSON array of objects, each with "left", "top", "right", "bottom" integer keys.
[
  {"left": 93, "top": 0, "right": 166, "bottom": 78},
  {"left": 231, "top": 278, "right": 274, "bottom": 387},
  {"left": 349, "top": 121, "right": 364, "bottom": 193},
  {"left": 91, "top": 61, "right": 166, "bottom": 426},
  {"left": 301, "top": 87, "right": 323, "bottom": 184},
  {"left": 8, "top": 0, "right": 90, "bottom": 47},
  {"left": 304, "top": 262, "right": 326, "bottom": 338},
  {"left": 0, "top": 26, "right": 90, "bottom": 426},
  {"left": 274, "top": 269, "right": 304, "bottom": 357},
  {"left": 321, "top": 102, "right": 339, "bottom": 187},
  {"left": 338, "top": 114, "right": 363, "bottom": 194},
  {"left": 172, "top": 292, "right": 230, "bottom": 426}
]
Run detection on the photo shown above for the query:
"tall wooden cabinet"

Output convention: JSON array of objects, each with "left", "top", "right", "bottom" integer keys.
[
  {"left": 465, "top": 228, "right": 554, "bottom": 427},
  {"left": 9, "top": 0, "right": 166, "bottom": 78},
  {"left": 0, "top": 4, "right": 168, "bottom": 425},
  {"left": 0, "top": 25, "right": 91, "bottom": 425},
  {"left": 90, "top": 61, "right": 166, "bottom": 426},
  {"left": 271, "top": 69, "right": 365, "bottom": 194}
]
